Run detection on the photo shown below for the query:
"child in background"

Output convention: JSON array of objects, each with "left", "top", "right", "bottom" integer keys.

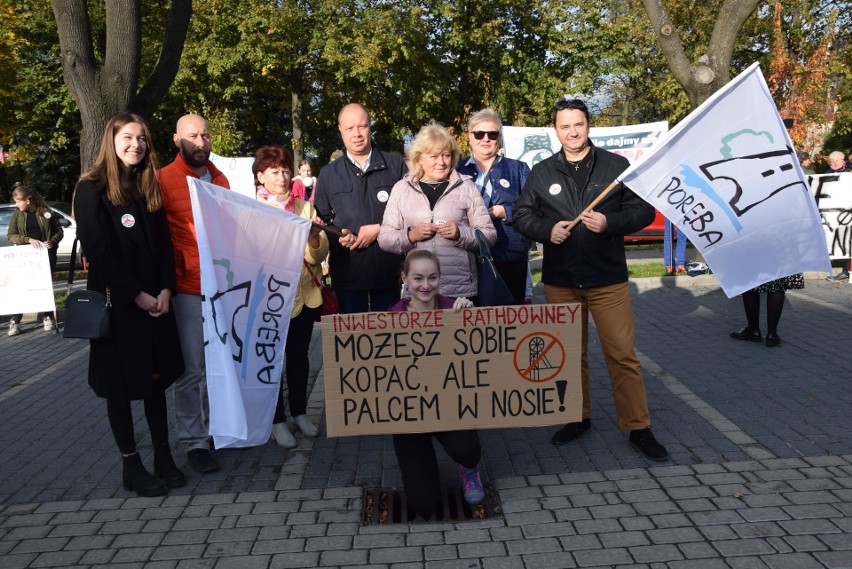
[
  {"left": 6, "top": 185, "right": 63, "bottom": 335},
  {"left": 388, "top": 249, "right": 485, "bottom": 520}
]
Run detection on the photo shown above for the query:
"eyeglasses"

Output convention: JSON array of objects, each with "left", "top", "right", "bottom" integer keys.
[
  {"left": 472, "top": 131, "right": 500, "bottom": 141},
  {"left": 554, "top": 98, "right": 588, "bottom": 112}
]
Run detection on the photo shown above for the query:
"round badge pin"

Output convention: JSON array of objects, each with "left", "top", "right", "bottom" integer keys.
[
  {"left": 377, "top": 190, "right": 389, "bottom": 203},
  {"left": 499, "top": 178, "right": 510, "bottom": 188},
  {"left": 43, "top": 212, "right": 52, "bottom": 219},
  {"left": 548, "top": 184, "right": 562, "bottom": 195},
  {"left": 121, "top": 214, "right": 136, "bottom": 228}
]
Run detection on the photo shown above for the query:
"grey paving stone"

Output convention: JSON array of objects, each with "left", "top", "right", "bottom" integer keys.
[
  {"left": 778, "top": 518, "right": 842, "bottom": 535},
  {"left": 319, "top": 548, "right": 369, "bottom": 566},
  {"left": 369, "top": 546, "right": 424, "bottom": 563},
  {"left": 518, "top": 551, "right": 577, "bottom": 568},
  {"left": 630, "top": 543, "right": 684, "bottom": 563},
  {"left": 457, "top": 542, "right": 506, "bottom": 558},
  {"left": 572, "top": 547, "right": 632, "bottom": 567},
  {"left": 251, "top": 538, "right": 306, "bottom": 555},
  {"left": 712, "top": 538, "right": 775, "bottom": 557},
  {"left": 599, "top": 531, "right": 650, "bottom": 548},
  {"left": 522, "top": 522, "right": 576, "bottom": 538},
  {"left": 269, "top": 551, "right": 320, "bottom": 568}
]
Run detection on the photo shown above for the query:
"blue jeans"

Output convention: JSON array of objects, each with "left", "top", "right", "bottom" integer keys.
[{"left": 664, "top": 221, "right": 687, "bottom": 268}]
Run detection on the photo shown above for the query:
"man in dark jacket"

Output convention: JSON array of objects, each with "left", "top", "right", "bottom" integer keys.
[
  {"left": 514, "top": 99, "right": 668, "bottom": 461},
  {"left": 314, "top": 103, "right": 407, "bottom": 313}
]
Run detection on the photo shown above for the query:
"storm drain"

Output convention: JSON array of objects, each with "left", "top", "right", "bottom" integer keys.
[{"left": 361, "top": 484, "right": 502, "bottom": 524}]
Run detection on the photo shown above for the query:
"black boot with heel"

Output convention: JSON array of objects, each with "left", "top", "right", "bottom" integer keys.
[
  {"left": 122, "top": 453, "right": 166, "bottom": 497},
  {"left": 154, "top": 444, "right": 187, "bottom": 488}
]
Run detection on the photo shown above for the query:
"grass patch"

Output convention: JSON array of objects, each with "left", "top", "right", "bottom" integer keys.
[
  {"left": 531, "top": 262, "right": 673, "bottom": 283},
  {"left": 54, "top": 290, "right": 69, "bottom": 309}
]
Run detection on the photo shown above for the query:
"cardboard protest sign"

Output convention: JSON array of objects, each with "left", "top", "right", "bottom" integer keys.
[{"left": 322, "top": 303, "right": 582, "bottom": 437}]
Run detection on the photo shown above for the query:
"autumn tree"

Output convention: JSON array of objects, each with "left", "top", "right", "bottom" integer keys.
[
  {"left": 638, "top": 0, "right": 762, "bottom": 108},
  {"left": 51, "top": 0, "right": 192, "bottom": 169}
]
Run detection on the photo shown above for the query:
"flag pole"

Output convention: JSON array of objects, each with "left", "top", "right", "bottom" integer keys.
[{"left": 566, "top": 179, "right": 620, "bottom": 231}]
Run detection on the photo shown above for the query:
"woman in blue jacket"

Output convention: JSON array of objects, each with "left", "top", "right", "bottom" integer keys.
[{"left": 457, "top": 108, "right": 531, "bottom": 304}]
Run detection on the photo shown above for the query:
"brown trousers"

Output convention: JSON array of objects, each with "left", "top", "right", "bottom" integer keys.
[{"left": 544, "top": 282, "right": 650, "bottom": 432}]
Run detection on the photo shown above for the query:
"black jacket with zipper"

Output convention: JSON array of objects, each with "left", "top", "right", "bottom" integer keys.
[{"left": 514, "top": 144, "right": 654, "bottom": 289}]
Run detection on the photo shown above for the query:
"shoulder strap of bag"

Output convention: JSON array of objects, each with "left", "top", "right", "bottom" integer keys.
[{"left": 303, "top": 260, "right": 322, "bottom": 287}]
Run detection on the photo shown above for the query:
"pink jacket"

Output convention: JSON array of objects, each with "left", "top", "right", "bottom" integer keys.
[{"left": 378, "top": 170, "right": 496, "bottom": 298}]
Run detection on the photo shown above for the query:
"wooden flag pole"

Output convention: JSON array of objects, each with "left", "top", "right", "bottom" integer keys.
[{"left": 565, "top": 179, "right": 621, "bottom": 231}]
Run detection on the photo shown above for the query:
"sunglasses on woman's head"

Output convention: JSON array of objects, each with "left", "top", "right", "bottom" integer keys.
[{"left": 472, "top": 131, "right": 499, "bottom": 141}]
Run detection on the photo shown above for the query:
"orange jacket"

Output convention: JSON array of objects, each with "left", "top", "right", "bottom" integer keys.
[{"left": 157, "top": 153, "right": 230, "bottom": 294}]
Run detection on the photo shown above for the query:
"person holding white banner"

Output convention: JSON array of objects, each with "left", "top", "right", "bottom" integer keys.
[
  {"left": 73, "top": 113, "right": 186, "bottom": 497},
  {"left": 514, "top": 99, "right": 668, "bottom": 461},
  {"left": 158, "top": 114, "right": 230, "bottom": 474},
  {"left": 6, "top": 185, "right": 63, "bottom": 335},
  {"left": 252, "top": 145, "right": 329, "bottom": 447},
  {"left": 730, "top": 274, "right": 803, "bottom": 347}
]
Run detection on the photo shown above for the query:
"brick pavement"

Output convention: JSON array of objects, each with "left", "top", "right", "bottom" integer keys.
[{"left": 1, "top": 275, "right": 851, "bottom": 568}]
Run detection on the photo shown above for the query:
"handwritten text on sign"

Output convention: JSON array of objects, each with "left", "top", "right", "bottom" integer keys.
[{"left": 321, "top": 304, "right": 582, "bottom": 437}]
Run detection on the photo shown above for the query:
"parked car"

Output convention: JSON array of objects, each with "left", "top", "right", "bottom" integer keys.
[
  {"left": 0, "top": 201, "right": 82, "bottom": 270},
  {"left": 626, "top": 210, "right": 668, "bottom": 242}
]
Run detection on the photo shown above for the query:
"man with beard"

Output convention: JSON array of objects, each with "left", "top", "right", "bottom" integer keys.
[{"left": 158, "top": 114, "right": 230, "bottom": 474}]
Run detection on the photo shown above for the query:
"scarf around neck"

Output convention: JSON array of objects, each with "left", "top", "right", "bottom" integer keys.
[{"left": 256, "top": 184, "right": 295, "bottom": 212}]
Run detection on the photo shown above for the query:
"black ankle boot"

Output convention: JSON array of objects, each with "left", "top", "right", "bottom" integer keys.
[
  {"left": 154, "top": 444, "right": 187, "bottom": 488},
  {"left": 122, "top": 453, "right": 166, "bottom": 497}
]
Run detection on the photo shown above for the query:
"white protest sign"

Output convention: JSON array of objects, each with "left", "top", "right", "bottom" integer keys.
[
  {"left": 808, "top": 172, "right": 852, "bottom": 260},
  {"left": 0, "top": 246, "right": 55, "bottom": 316},
  {"left": 189, "top": 177, "right": 311, "bottom": 448},
  {"left": 502, "top": 122, "right": 669, "bottom": 168}
]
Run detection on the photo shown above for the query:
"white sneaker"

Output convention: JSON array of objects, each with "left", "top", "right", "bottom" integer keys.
[
  {"left": 8, "top": 321, "right": 20, "bottom": 337},
  {"left": 293, "top": 415, "right": 319, "bottom": 438},
  {"left": 270, "top": 422, "right": 297, "bottom": 448},
  {"left": 43, "top": 317, "right": 56, "bottom": 332}
]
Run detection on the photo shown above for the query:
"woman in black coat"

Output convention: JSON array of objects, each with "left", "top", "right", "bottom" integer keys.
[{"left": 73, "top": 113, "right": 185, "bottom": 497}]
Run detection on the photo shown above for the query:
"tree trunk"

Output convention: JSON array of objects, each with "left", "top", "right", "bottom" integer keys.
[
  {"left": 52, "top": 0, "right": 191, "bottom": 171},
  {"left": 639, "top": 0, "right": 761, "bottom": 109},
  {"left": 291, "top": 67, "right": 304, "bottom": 167}
]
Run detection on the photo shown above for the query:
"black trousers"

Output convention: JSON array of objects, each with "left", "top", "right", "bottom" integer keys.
[
  {"left": 274, "top": 306, "right": 317, "bottom": 422},
  {"left": 495, "top": 260, "right": 529, "bottom": 305},
  {"left": 392, "top": 430, "right": 481, "bottom": 520},
  {"left": 107, "top": 390, "right": 169, "bottom": 455}
]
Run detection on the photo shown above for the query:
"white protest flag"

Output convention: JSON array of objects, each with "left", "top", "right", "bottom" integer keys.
[
  {"left": 619, "top": 62, "right": 831, "bottom": 297},
  {"left": 189, "top": 178, "right": 311, "bottom": 448}
]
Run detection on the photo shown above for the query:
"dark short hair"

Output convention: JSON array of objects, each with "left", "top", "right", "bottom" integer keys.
[
  {"left": 553, "top": 98, "right": 590, "bottom": 124},
  {"left": 252, "top": 146, "right": 293, "bottom": 186}
]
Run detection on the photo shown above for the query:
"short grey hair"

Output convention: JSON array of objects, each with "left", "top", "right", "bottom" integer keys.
[
  {"left": 828, "top": 151, "right": 845, "bottom": 162},
  {"left": 467, "top": 108, "right": 504, "bottom": 150}
]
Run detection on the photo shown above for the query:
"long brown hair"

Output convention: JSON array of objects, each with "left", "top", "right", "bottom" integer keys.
[
  {"left": 80, "top": 113, "right": 163, "bottom": 212},
  {"left": 12, "top": 185, "right": 48, "bottom": 216}
]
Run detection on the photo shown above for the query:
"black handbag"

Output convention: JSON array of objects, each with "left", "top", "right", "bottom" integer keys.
[
  {"left": 475, "top": 229, "right": 513, "bottom": 306},
  {"left": 64, "top": 289, "right": 112, "bottom": 339}
]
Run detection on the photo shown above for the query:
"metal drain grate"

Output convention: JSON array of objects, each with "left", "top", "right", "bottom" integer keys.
[{"left": 361, "top": 484, "right": 502, "bottom": 524}]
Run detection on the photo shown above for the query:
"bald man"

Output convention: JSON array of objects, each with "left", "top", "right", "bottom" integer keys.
[
  {"left": 313, "top": 103, "right": 407, "bottom": 313},
  {"left": 157, "top": 114, "right": 230, "bottom": 474}
]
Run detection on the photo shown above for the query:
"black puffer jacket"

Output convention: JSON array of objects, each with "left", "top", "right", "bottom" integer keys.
[
  {"left": 313, "top": 148, "right": 407, "bottom": 291},
  {"left": 514, "top": 145, "right": 654, "bottom": 288}
]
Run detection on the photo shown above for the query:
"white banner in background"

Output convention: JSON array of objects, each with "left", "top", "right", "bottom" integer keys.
[
  {"left": 617, "top": 63, "right": 831, "bottom": 297},
  {"left": 189, "top": 178, "right": 311, "bottom": 448},
  {"left": 503, "top": 122, "right": 669, "bottom": 168},
  {"left": 808, "top": 173, "right": 852, "bottom": 260},
  {"left": 0, "top": 246, "right": 55, "bottom": 316}
]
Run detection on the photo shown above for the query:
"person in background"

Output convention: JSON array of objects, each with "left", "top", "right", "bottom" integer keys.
[
  {"left": 6, "top": 185, "right": 63, "bottom": 335},
  {"left": 378, "top": 121, "right": 496, "bottom": 302},
  {"left": 663, "top": 220, "right": 687, "bottom": 276},
  {"left": 826, "top": 151, "right": 849, "bottom": 174},
  {"left": 797, "top": 151, "right": 815, "bottom": 175},
  {"left": 389, "top": 249, "right": 483, "bottom": 519},
  {"left": 824, "top": 151, "right": 850, "bottom": 281},
  {"left": 292, "top": 159, "right": 317, "bottom": 202},
  {"left": 730, "top": 272, "right": 803, "bottom": 347},
  {"left": 158, "top": 114, "right": 230, "bottom": 474},
  {"left": 73, "top": 113, "right": 185, "bottom": 497},
  {"left": 457, "top": 107, "right": 531, "bottom": 304},
  {"left": 313, "top": 103, "right": 406, "bottom": 313},
  {"left": 514, "top": 98, "right": 668, "bottom": 461},
  {"left": 252, "top": 145, "right": 328, "bottom": 447}
]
